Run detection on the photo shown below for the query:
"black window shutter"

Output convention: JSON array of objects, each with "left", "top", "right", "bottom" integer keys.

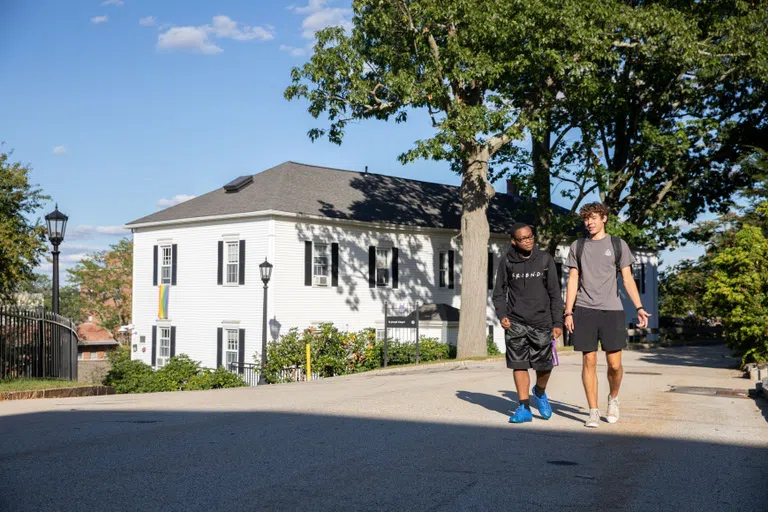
[
  {"left": 368, "top": 246, "right": 376, "bottom": 288},
  {"left": 448, "top": 250, "right": 455, "bottom": 289},
  {"left": 331, "top": 243, "right": 339, "bottom": 287},
  {"left": 641, "top": 263, "right": 646, "bottom": 294},
  {"left": 153, "top": 245, "right": 158, "bottom": 286},
  {"left": 238, "top": 329, "right": 246, "bottom": 373},
  {"left": 392, "top": 247, "right": 399, "bottom": 289},
  {"left": 170, "top": 326, "right": 176, "bottom": 357},
  {"left": 216, "top": 328, "right": 223, "bottom": 368},
  {"left": 151, "top": 326, "right": 157, "bottom": 366},
  {"left": 171, "top": 244, "right": 178, "bottom": 285},
  {"left": 487, "top": 252, "right": 493, "bottom": 290},
  {"left": 239, "top": 240, "right": 246, "bottom": 285},
  {"left": 305, "top": 241, "right": 313, "bottom": 286},
  {"left": 217, "top": 241, "right": 223, "bottom": 285}
]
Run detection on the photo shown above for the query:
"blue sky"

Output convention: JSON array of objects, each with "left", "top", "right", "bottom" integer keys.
[{"left": 0, "top": 0, "right": 704, "bottom": 278}]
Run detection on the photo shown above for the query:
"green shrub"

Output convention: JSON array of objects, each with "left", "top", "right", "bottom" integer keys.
[
  {"left": 186, "top": 367, "right": 247, "bottom": 390},
  {"left": 261, "top": 324, "right": 455, "bottom": 382},
  {"left": 104, "top": 346, "right": 155, "bottom": 394},
  {"left": 487, "top": 333, "right": 501, "bottom": 356},
  {"left": 104, "top": 347, "right": 247, "bottom": 393}
]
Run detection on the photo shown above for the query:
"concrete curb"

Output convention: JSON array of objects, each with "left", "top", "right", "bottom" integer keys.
[
  {"left": 626, "top": 340, "right": 725, "bottom": 351},
  {"left": 350, "top": 351, "right": 579, "bottom": 378},
  {"left": 0, "top": 386, "right": 115, "bottom": 401}
]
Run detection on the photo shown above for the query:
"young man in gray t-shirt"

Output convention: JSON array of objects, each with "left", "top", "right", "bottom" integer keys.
[{"left": 564, "top": 202, "right": 650, "bottom": 428}]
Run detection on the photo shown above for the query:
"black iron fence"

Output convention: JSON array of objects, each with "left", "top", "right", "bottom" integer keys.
[
  {"left": 0, "top": 306, "right": 79, "bottom": 381},
  {"left": 627, "top": 326, "right": 724, "bottom": 344}
]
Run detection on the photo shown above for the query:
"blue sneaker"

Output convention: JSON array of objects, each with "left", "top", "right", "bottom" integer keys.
[
  {"left": 509, "top": 404, "right": 533, "bottom": 423},
  {"left": 531, "top": 387, "right": 553, "bottom": 419}
]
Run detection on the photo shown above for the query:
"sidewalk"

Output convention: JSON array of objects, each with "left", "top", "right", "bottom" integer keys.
[{"left": 1, "top": 345, "right": 766, "bottom": 511}]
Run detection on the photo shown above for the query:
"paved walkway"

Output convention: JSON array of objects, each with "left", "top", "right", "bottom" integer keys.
[{"left": 1, "top": 345, "right": 766, "bottom": 511}]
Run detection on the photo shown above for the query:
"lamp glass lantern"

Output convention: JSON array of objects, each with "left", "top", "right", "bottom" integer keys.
[
  {"left": 259, "top": 258, "right": 273, "bottom": 285},
  {"left": 45, "top": 205, "right": 68, "bottom": 246}
]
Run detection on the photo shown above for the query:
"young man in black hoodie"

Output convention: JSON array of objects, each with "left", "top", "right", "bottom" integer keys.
[{"left": 492, "top": 223, "right": 565, "bottom": 423}]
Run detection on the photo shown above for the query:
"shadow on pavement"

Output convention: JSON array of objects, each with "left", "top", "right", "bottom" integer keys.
[
  {"left": 454, "top": 389, "right": 586, "bottom": 424},
  {"left": 1, "top": 409, "right": 766, "bottom": 511},
  {"left": 635, "top": 345, "right": 740, "bottom": 369}
]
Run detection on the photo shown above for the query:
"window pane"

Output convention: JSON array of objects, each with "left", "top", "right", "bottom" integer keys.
[
  {"left": 377, "top": 268, "right": 389, "bottom": 286},
  {"left": 227, "top": 263, "right": 238, "bottom": 283},
  {"left": 376, "top": 248, "right": 389, "bottom": 268},
  {"left": 314, "top": 244, "right": 328, "bottom": 278}
]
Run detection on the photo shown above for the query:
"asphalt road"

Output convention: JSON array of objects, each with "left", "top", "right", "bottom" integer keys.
[{"left": 1, "top": 345, "right": 766, "bottom": 511}]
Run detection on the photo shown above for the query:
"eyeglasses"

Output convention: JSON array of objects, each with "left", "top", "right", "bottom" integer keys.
[{"left": 514, "top": 234, "right": 535, "bottom": 242}]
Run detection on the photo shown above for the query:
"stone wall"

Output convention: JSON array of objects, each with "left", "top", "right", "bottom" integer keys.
[{"left": 78, "top": 360, "right": 112, "bottom": 384}]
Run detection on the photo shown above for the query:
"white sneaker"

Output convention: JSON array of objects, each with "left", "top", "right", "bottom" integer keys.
[
  {"left": 607, "top": 396, "right": 620, "bottom": 424},
  {"left": 585, "top": 408, "right": 600, "bottom": 428}
]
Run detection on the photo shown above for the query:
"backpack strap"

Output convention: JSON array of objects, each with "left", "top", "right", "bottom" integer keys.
[
  {"left": 610, "top": 235, "right": 622, "bottom": 274},
  {"left": 575, "top": 237, "right": 586, "bottom": 277}
]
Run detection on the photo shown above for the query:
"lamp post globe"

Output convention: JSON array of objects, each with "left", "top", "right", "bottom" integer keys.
[{"left": 44, "top": 205, "right": 68, "bottom": 315}]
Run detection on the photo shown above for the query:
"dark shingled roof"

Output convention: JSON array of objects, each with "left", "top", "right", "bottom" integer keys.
[{"left": 126, "top": 161, "right": 542, "bottom": 235}]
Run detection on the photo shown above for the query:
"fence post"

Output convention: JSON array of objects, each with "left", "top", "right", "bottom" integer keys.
[
  {"left": 415, "top": 302, "right": 420, "bottom": 365},
  {"left": 383, "top": 302, "right": 389, "bottom": 368}
]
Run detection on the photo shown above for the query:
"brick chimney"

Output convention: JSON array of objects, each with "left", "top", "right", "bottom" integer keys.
[{"left": 506, "top": 178, "right": 519, "bottom": 197}]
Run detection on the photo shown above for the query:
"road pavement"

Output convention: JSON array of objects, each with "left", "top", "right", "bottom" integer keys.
[{"left": 1, "top": 345, "right": 766, "bottom": 511}]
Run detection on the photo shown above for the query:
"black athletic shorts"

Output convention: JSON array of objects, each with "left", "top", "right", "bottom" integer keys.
[
  {"left": 570, "top": 306, "right": 627, "bottom": 352},
  {"left": 505, "top": 322, "right": 553, "bottom": 371}
]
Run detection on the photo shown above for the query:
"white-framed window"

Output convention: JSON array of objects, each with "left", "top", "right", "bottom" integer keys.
[
  {"left": 376, "top": 248, "right": 390, "bottom": 287},
  {"left": 225, "top": 241, "right": 239, "bottom": 285},
  {"left": 226, "top": 329, "right": 239, "bottom": 369},
  {"left": 376, "top": 329, "right": 386, "bottom": 341},
  {"left": 313, "top": 243, "right": 329, "bottom": 286},
  {"left": 633, "top": 263, "right": 646, "bottom": 294},
  {"left": 157, "top": 326, "right": 171, "bottom": 368},
  {"left": 438, "top": 251, "right": 448, "bottom": 288},
  {"left": 160, "top": 246, "right": 172, "bottom": 284}
]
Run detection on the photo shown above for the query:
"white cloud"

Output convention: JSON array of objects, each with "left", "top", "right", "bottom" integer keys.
[
  {"left": 289, "top": 0, "right": 353, "bottom": 40},
  {"left": 52, "top": 145, "right": 67, "bottom": 155},
  {"left": 156, "top": 15, "right": 274, "bottom": 55},
  {"left": 67, "top": 225, "right": 129, "bottom": 240},
  {"left": 280, "top": 44, "right": 309, "bottom": 57},
  {"left": 139, "top": 16, "right": 156, "bottom": 27},
  {"left": 102, "top": 0, "right": 124, "bottom": 6},
  {"left": 90, "top": 15, "right": 109, "bottom": 24},
  {"left": 156, "top": 194, "right": 196, "bottom": 208}
]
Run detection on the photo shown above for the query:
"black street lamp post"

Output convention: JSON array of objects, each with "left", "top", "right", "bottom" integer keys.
[
  {"left": 45, "top": 205, "right": 68, "bottom": 315},
  {"left": 258, "top": 258, "right": 273, "bottom": 385}
]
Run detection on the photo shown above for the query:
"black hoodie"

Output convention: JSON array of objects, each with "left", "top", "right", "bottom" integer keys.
[{"left": 492, "top": 245, "right": 564, "bottom": 330}]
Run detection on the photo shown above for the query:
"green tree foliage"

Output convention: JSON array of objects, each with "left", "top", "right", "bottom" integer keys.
[
  {"left": 15, "top": 273, "right": 83, "bottom": 321},
  {"left": 285, "top": 0, "right": 768, "bottom": 356},
  {"left": 659, "top": 260, "right": 710, "bottom": 321},
  {"left": 67, "top": 238, "right": 132, "bottom": 338},
  {"left": 0, "top": 150, "right": 49, "bottom": 299},
  {"left": 703, "top": 207, "right": 768, "bottom": 365}
]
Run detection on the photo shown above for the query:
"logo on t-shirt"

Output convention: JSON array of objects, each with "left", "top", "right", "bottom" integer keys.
[{"left": 605, "top": 249, "right": 612, "bottom": 256}]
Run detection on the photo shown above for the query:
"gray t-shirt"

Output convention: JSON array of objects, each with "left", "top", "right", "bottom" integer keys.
[{"left": 566, "top": 236, "right": 635, "bottom": 311}]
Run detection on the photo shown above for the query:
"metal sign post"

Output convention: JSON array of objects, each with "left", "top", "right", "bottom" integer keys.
[{"left": 384, "top": 302, "right": 420, "bottom": 366}]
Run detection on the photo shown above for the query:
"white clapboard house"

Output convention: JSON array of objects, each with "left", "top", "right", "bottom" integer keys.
[{"left": 126, "top": 162, "right": 659, "bottom": 371}]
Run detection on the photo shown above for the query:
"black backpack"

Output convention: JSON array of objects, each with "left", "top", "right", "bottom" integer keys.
[{"left": 575, "top": 235, "right": 623, "bottom": 289}]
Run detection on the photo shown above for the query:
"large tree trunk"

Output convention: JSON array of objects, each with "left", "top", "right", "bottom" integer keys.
[
  {"left": 531, "top": 126, "right": 557, "bottom": 255},
  {"left": 456, "top": 147, "right": 494, "bottom": 358}
]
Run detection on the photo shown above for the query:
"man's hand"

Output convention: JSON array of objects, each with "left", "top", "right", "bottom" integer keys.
[
  {"left": 500, "top": 317, "right": 511, "bottom": 330},
  {"left": 637, "top": 308, "right": 652, "bottom": 329},
  {"left": 552, "top": 327, "right": 563, "bottom": 340},
  {"left": 564, "top": 315, "right": 575, "bottom": 333}
]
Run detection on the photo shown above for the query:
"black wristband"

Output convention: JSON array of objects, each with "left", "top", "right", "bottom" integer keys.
[
  {"left": 564, "top": 312, "right": 573, "bottom": 317},
  {"left": 636, "top": 306, "right": 645, "bottom": 312}
]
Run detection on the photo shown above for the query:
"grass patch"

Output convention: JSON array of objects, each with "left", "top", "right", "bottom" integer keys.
[{"left": 0, "top": 378, "right": 84, "bottom": 392}]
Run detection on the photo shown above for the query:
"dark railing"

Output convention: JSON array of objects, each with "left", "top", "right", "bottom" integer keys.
[{"left": 0, "top": 306, "right": 79, "bottom": 381}]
